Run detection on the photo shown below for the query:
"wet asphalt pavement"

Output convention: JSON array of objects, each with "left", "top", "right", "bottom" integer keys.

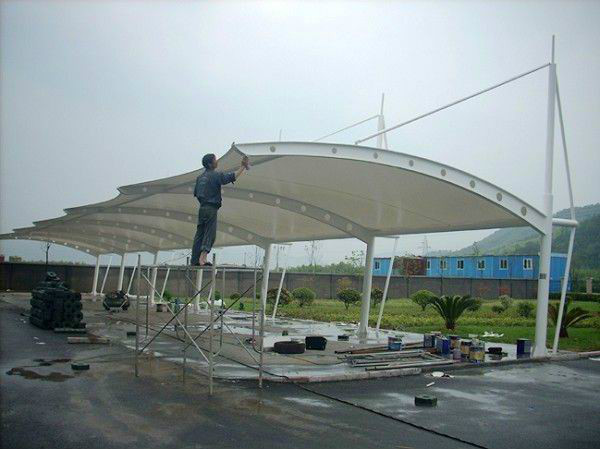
[{"left": 1, "top": 300, "right": 599, "bottom": 449}]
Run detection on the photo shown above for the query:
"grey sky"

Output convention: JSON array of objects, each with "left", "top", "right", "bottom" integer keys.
[{"left": 1, "top": 0, "right": 599, "bottom": 267}]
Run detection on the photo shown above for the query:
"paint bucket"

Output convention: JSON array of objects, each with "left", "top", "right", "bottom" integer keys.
[
  {"left": 435, "top": 337, "right": 450, "bottom": 355},
  {"left": 388, "top": 336, "right": 403, "bottom": 351},
  {"left": 516, "top": 338, "right": 531, "bottom": 356},
  {"left": 470, "top": 341, "right": 485, "bottom": 363},
  {"left": 423, "top": 333, "right": 435, "bottom": 348},
  {"left": 460, "top": 340, "right": 472, "bottom": 360},
  {"left": 453, "top": 348, "right": 462, "bottom": 360},
  {"left": 449, "top": 335, "right": 460, "bottom": 349}
]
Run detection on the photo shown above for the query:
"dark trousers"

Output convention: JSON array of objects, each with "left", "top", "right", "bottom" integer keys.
[{"left": 191, "top": 204, "right": 218, "bottom": 263}]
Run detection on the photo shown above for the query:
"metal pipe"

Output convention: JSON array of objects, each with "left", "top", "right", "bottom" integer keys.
[
  {"left": 99, "top": 255, "right": 112, "bottom": 295},
  {"left": 134, "top": 254, "right": 141, "bottom": 377},
  {"left": 117, "top": 254, "right": 126, "bottom": 291},
  {"left": 91, "top": 255, "right": 101, "bottom": 297},
  {"left": 149, "top": 253, "right": 159, "bottom": 306},
  {"left": 271, "top": 266, "right": 287, "bottom": 319},
  {"left": 376, "top": 236, "right": 398, "bottom": 331},
  {"left": 552, "top": 71, "right": 577, "bottom": 355},
  {"left": 126, "top": 261, "right": 137, "bottom": 296},
  {"left": 194, "top": 268, "right": 203, "bottom": 312},
  {"left": 356, "top": 63, "right": 551, "bottom": 144},
  {"left": 314, "top": 114, "right": 379, "bottom": 142},
  {"left": 208, "top": 254, "right": 217, "bottom": 395},
  {"left": 552, "top": 218, "right": 578, "bottom": 228}
]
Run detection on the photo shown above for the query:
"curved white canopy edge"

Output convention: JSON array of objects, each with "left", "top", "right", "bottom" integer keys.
[{"left": 0, "top": 141, "right": 546, "bottom": 256}]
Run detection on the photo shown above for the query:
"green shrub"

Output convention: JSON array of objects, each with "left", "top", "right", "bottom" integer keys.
[
  {"left": 411, "top": 290, "right": 436, "bottom": 311},
  {"left": 230, "top": 292, "right": 241, "bottom": 301},
  {"left": 517, "top": 301, "right": 535, "bottom": 318},
  {"left": 549, "top": 292, "right": 600, "bottom": 302},
  {"left": 162, "top": 290, "right": 174, "bottom": 302},
  {"left": 429, "top": 295, "right": 477, "bottom": 330},
  {"left": 466, "top": 298, "right": 483, "bottom": 312},
  {"left": 267, "top": 287, "right": 291, "bottom": 306},
  {"left": 238, "top": 301, "right": 245, "bottom": 311},
  {"left": 337, "top": 288, "right": 361, "bottom": 310},
  {"left": 292, "top": 287, "right": 316, "bottom": 307},
  {"left": 499, "top": 295, "right": 513, "bottom": 311},
  {"left": 491, "top": 305, "right": 505, "bottom": 314},
  {"left": 371, "top": 287, "right": 384, "bottom": 306},
  {"left": 213, "top": 290, "right": 222, "bottom": 301}
]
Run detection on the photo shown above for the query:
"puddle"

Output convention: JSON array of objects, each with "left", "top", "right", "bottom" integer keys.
[
  {"left": 283, "top": 396, "right": 332, "bottom": 408},
  {"left": 6, "top": 367, "right": 74, "bottom": 382}
]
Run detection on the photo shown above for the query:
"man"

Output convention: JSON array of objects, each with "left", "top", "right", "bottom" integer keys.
[{"left": 191, "top": 152, "right": 249, "bottom": 266}]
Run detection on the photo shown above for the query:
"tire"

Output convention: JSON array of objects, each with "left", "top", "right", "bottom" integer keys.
[{"left": 273, "top": 341, "right": 306, "bottom": 355}]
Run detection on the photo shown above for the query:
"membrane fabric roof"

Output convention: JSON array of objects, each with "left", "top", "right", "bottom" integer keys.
[{"left": 1, "top": 141, "right": 546, "bottom": 256}]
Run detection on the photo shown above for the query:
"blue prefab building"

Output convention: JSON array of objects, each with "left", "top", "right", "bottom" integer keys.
[{"left": 372, "top": 254, "right": 570, "bottom": 293}]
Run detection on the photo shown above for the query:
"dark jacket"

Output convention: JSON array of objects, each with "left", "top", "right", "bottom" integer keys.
[{"left": 193, "top": 169, "right": 236, "bottom": 208}]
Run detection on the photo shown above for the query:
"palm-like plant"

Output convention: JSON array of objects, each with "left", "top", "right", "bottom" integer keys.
[
  {"left": 548, "top": 299, "right": 593, "bottom": 338},
  {"left": 429, "top": 295, "right": 477, "bottom": 330}
]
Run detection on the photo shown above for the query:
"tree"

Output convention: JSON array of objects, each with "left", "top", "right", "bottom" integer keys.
[
  {"left": 371, "top": 287, "right": 383, "bottom": 306},
  {"left": 429, "top": 295, "right": 478, "bottom": 330},
  {"left": 337, "top": 288, "right": 361, "bottom": 310},
  {"left": 411, "top": 289, "right": 436, "bottom": 311},
  {"left": 292, "top": 287, "right": 316, "bottom": 307},
  {"left": 548, "top": 299, "right": 594, "bottom": 338},
  {"left": 266, "top": 287, "right": 291, "bottom": 306}
]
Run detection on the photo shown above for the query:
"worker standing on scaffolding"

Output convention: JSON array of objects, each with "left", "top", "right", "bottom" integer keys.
[{"left": 191, "top": 152, "right": 249, "bottom": 266}]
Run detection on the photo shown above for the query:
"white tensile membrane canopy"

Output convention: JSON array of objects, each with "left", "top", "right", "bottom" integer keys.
[
  {"left": 1, "top": 140, "right": 549, "bottom": 341},
  {"left": 2, "top": 141, "right": 545, "bottom": 255}
]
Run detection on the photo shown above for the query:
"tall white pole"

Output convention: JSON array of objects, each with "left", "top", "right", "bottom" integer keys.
[
  {"left": 358, "top": 235, "right": 376, "bottom": 339},
  {"left": 117, "top": 254, "right": 126, "bottom": 291},
  {"left": 149, "top": 252, "right": 159, "bottom": 306},
  {"left": 552, "top": 228, "right": 575, "bottom": 353},
  {"left": 99, "top": 255, "right": 112, "bottom": 295},
  {"left": 259, "top": 243, "right": 273, "bottom": 388},
  {"left": 534, "top": 36, "right": 557, "bottom": 358},
  {"left": 91, "top": 255, "right": 101, "bottom": 297},
  {"left": 376, "top": 236, "right": 398, "bottom": 331}
]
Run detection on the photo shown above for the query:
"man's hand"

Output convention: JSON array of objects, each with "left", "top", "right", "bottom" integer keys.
[{"left": 241, "top": 155, "right": 250, "bottom": 170}]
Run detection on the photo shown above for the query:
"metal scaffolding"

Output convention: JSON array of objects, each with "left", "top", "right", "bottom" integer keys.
[{"left": 131, "top": 253, "right": 267, "bottom": 395}]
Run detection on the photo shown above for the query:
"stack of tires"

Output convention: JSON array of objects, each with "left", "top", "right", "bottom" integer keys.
[{"left": 29, "top": 272, "right": 85, "bottom": 330}]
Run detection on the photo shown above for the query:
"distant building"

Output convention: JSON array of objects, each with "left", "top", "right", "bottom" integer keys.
[
  {"left": 372, "top": 256, "right": 426, "bottom": 276},
  {"left": 373, "top": 253, "right": 570, "bottom": 293}
]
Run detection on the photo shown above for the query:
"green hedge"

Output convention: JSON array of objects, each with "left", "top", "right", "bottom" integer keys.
[{"left": 549, "top": 292, "right": 600, "bottom": 302}]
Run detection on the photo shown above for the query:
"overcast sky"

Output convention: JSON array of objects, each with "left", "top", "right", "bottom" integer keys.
[{"left": 1, "top": 0, "right": 599, "bottom": 267}]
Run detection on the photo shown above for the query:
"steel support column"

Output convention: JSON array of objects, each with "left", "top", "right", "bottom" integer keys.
[
  {"left": 358, "top": 235, "right": 376, "bottom": 339},
  {"left": 534, "top": 46, "right": 557, "bottom": 358},
  {"left": 258, "top": 243, "right": 272, "bottom": 387}
]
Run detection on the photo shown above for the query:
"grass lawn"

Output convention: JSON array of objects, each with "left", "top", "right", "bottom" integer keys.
[{"left": 228, "top": 297, "right": 600, "bottom": 352}]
